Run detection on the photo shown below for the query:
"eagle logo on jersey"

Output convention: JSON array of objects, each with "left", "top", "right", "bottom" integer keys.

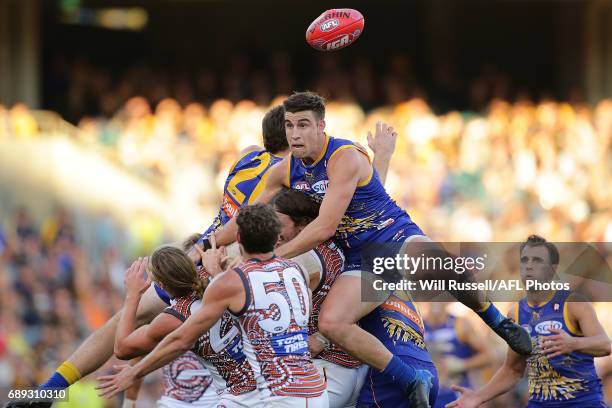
[
  {"left": 382, "top": 316, "right": 427, "bottom": 350},
  {"left": 526, "top": 336, "right": 586, "bottom": 401}
]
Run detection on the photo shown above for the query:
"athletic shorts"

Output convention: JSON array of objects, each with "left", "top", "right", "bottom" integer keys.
[
  {"left": 315, "top": 359, "right": 368, "bottom": 408},
  {"left": 259, "top": 391, "right": 329, "bottom": 408}
]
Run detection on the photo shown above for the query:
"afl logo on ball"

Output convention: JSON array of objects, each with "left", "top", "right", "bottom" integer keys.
[{"left": 320, "top": 19, "right": 339, "bottom": 32}]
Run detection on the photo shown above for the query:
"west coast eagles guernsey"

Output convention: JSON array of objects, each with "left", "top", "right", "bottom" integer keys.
[
  {"left": 286, "top": 134, "right": 423, "bottom": 271},
  {"left": 516, "top": 290, "right": 604, "bottom": 407}
]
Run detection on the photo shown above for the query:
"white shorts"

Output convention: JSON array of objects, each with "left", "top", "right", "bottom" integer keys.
[
  {"left": 218, "top": 390, "right": 264, "bottom": 408},
  {"left": 157, "top": 391, "right": 217, "bottom": 408},
  {"left": 315, "top": 359, "right": 368, "bottom": 408},
  {"left": 260, "top": 391, "right": 329, "bottom": 408}
]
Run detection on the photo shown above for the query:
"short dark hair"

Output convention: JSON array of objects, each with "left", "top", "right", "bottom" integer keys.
[
  {"left": 520, "top": 235, "right": 560, "bottom": 265},
  {"left": 236, "top": 204, "right": 281, "bottom": 254},
  {"left": 262, "top": 105, "right": 288, "bottom": 154},
  {"left": 283, "top": 91, "right": 326, "bottom": 120},
  {"left": 272, "top": 187, "right": 320, "bottom": 227}
]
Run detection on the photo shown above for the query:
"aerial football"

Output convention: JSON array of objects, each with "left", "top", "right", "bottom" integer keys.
[{"left": 306, "top": 8, "right": 364, "bottom": 51}]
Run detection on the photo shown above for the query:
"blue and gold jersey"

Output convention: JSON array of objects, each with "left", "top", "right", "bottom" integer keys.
[
  {"left": 359, "top": 295, "right": 432, "bottom": 363},
  {"left": 517, "top": 290, "right": 604, "bottom": 407},
  {"left": 204, "top": 149, "right": 281, "bottom": 236},
  {"left": 287, "top": 134, "right": 423, "bottom": 271},
  {"left": 424, "top": 314, "right": 475, "bottom": 388}
]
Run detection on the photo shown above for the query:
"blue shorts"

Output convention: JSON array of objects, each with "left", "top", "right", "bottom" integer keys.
[
  {"left": 343, "top": 221, "right": 424, "bottom": 272},
  {"left": 358, "top": 355, "right": 439, "bottom": 408},
  {"left": 526, "top": 400, "right": 607, "bottom": 408}
]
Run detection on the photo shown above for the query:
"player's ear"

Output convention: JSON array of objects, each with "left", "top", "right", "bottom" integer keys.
[{"left": 318, "top": 119, "right": 326, "bottom": 134}]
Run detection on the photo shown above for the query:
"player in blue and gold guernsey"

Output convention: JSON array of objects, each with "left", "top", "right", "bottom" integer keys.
[
  {"left": 212, "top": 91, "right": 532, "bottom": 407},
  {"left": 448, "top": 235, "right": 611, "bottom": 408},
  {"left": 423, "top": 303, "right": 491, "bottom": 408}
]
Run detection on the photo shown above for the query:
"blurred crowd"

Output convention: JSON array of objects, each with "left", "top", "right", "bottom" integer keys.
[
  {"left": 0, "top": 206, "right": 162, "bottom": 407},
  {"left": 42, "top": 54, "right": 557, "bottom": 124},
  {"left": 2, "top": 93, "right": 611, "bottom": 243}
]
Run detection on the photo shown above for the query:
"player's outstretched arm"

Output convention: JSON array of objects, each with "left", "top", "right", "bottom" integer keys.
[
  {"left": 276, "top": 148, "right": 368, "bottom": 258},
  {"left": 368, "top": 121, "right": 398, "bottom": 185},
  {"left": 542, "top": 295, "right": 611, "bottom": 359},
  {"left": 209, "top": 158, "right": 289, "bottom": 249},
  {"left": 446, "top": 306, "right": 526, "bottom": 408},
  {"left": 38, "top": 283, "right": 167, "bottom": 391},
  {"left": 96, "top": 269, "right": 242, "bottom": 399},
  {"left": 451, "top": 316, "right": 493, "bottom": 373},
  {"left": 113, "top": 258, "right": 182, "bottom": 359}
]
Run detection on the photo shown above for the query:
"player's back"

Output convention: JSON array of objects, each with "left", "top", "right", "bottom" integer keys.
[
  {"left": 165, "top": 288, "right": 257, "bottom": 398},
  {"left": 231, "top": 256, "right": 325, "bottom": 399},
  {"left": 309, "top": 240, "right": 361, "bottom": 368},
  {"left": 205, "top": 149, "right": 281, "bottom": 236}
]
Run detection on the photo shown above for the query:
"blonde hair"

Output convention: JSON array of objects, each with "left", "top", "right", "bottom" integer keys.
[{"left": 149, "top": 246, "right": 206, "bottom": 298}]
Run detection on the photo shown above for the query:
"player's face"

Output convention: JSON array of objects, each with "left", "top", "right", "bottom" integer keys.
[
  {"left": 284, "top": 111, "right": 325, "bottom": 163},
  {"left": 275, "top": 212, "right": 303, "bottom": 246},
  {"left": 520, "top": 245, "right": 556, "bottom": 288}
]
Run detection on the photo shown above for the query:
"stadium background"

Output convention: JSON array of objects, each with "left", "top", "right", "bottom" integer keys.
[{"left": 1, "top": 0, "right": 611, "bottom": 406}]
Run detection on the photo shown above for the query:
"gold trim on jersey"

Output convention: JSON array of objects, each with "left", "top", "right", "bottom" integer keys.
[
  {"left": 285, "top": 154, "right": 292, "bottom": 187},
  {"left": 308, "top": 132, "right": 330, "bottom": 167},
  {"left": 327, "top": 143, "right": 374, "bottom": 188},
  {"left": 563, "top": 301, "right": 581, "bottom": 336}
]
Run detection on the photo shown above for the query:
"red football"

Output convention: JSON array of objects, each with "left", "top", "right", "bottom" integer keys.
[{"left": 306, "top": 9, "right": 364, "bottom": 51}]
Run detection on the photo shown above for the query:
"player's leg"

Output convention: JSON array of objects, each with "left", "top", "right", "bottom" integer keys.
[
  {"left": 318, "top": 274, "right": 390, "bottom": 370},
  {"left": 402, "top": 235, "right": 531, "bottom": 355},
  {"left": 318, "top": 274, "right": 433, "bottom": 406},
  {"left": 314, "top": 359, "right": 368, "bottom": 408},
  {"left": 39, "top": 284, "right": 167, "bottom": 391}
]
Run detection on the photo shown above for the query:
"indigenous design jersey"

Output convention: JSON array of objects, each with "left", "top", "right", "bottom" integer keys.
[
  {"left": 516, "top": 290, "right": 604, "bottom": 406},
  {"left": 161, "top": 351, "right": 213, "bottom": 403},
  {"left": 424, "top": 314, "right": 474, "bottom": 388},
  {"left": 359, "top": 295, "right": 431, "bottom": 363},
  {"left": 232, "top": 256, "right": 325, "bottom": 398},
  {"left": 309, "top": 240, "right": 361, "bottom": 368},
  {"left": 286, "top": 134, "right": 423, "bottom": 270},
  {"left": 204, "top": 149, "right": 281, "bottom": 236},
  {"left": 163, "top": 290, "right": 257, "bottom": 396}
]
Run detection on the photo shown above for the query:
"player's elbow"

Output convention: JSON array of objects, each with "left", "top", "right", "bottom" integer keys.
[
  {"left": 601, "top": 339, "right": 611, "bottom": 356},
  {"left": 114, "top": 343, "right": 138, "bottom": 360}
]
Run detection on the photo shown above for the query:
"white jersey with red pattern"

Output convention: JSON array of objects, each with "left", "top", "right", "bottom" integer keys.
[
  {"left": 231, "top": 256, "right": 325, "bottom": 399},
  {"left": 309, "top": 240, "right": 362, "bottom": 369},
  {"left": 161, "top": 351, "right": 215, "bottom": 403},
  {"left": 164, "top": 292, "right": 257, "bottom": 397}
]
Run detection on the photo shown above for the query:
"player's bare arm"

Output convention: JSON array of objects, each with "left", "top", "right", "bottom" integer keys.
[
  {"left": 453, "top": 316, "right": 492, "bottom": 372},
  {"left": 542, "top": 294, "right": 611, "bottom": 359},
  {"left": 276, "top": 147, "right": 370, "bottom": 258},
  {"left": 446, "top": 306, "right": 527, "bottom": 408},
  {"left": 96, "top": 269, "right": 244, "bottom": 398}
]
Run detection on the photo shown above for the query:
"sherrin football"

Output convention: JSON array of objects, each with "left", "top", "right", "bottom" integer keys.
[{"left": 306, "top": 9, "right": 364, "bottom": 51}]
